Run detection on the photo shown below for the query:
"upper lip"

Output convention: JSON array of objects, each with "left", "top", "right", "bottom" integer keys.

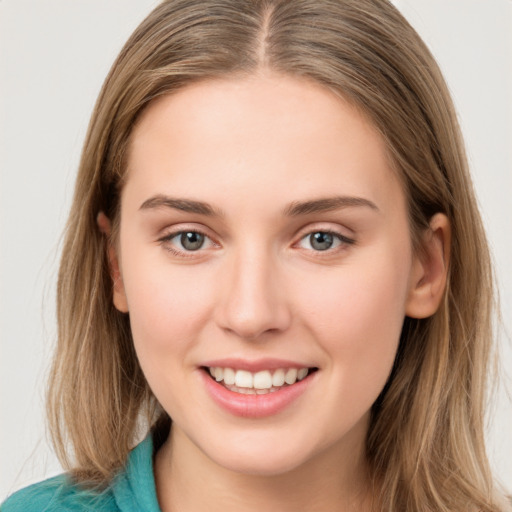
[{"left": 200, "top": 358, "right": 317, "bottom": 373}]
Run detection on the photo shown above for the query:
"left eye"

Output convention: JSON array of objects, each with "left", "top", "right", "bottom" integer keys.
[{"left": 298, "top": 231, "right": 352, "bottom": 251}]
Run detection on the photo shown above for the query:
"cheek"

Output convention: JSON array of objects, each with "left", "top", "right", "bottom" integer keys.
[
  {"left": 121, "top": 261, "right": 216, "bottom": 412},
  {"left": 295, "top": 245, "right": 411, "bottom": 384},
  {"left": 120, "top": 249, "right": 216, "bottom": 360}
]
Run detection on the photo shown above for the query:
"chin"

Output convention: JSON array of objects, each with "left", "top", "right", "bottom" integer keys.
[
  {"left": 216, "top": 451, "right": 309, "bottom": 477},
  {"left": 203, "top": 431, "right": 323, "bottom": 477}
]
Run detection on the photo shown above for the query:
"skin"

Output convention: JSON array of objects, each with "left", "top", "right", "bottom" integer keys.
[{"left": 98, "top": 73, "right": 450, "bottom": 511}]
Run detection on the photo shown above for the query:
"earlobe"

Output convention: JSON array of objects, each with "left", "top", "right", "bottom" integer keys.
[
  {"left": 405, "top": 213, "right": 451, "bottom": 319},
  {"left": 97, "top": 212, "right": 129, "bottom": 313}
]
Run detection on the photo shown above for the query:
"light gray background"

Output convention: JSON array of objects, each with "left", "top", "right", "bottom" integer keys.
[{"left": 1, "top": 0, "right": 511, "bottom": 498}]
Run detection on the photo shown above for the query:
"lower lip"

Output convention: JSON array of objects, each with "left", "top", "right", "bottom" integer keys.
[{"left": 199, "top": 370, "right": 315, "bottom": 418}]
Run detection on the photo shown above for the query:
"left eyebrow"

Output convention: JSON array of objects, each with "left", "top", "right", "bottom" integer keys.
[{"left": 283, "top": 196, "right": 380, "bottom": 216}]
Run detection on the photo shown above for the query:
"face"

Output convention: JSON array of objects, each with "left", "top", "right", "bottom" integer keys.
[{"left": 111, "top": 74, "right": 425, "bottom": 476}]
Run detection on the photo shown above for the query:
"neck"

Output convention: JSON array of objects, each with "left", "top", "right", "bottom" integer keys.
[{"left": 154, "top": 424, "right": 374, "bottom": 512}]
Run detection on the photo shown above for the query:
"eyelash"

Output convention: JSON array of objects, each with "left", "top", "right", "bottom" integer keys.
[{"left": 158, "top": 228, "right": 356, "bottom": 258}]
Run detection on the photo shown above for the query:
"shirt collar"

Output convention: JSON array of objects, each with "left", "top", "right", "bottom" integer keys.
[{"left": 112, "top": 435, "right": 161, "bottom": 512}]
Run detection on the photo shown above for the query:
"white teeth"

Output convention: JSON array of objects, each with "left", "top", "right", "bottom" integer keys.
[
  {"left": 253, "top": 370, "right": 272, "bottom": 389},
  {"left": 297, "top": 368, "right": 308, "bottom": 381},
  {"left": 223, "top": 367, "right": 236, "bottom": 385},
  {"left": 208, "top": 366, "right": 312, "bottom": 391},
  {"left": 272, "top": 368, "right": 285, "bottom": 387},
  {"left": 214, "top": 367, "right": 223, "bottom": 382},
  {"left": 235, "top": 370, "right": 253, "bottom": 388},
  {"left": 284, "top": 368, "right": 298, "bottom": 385}
]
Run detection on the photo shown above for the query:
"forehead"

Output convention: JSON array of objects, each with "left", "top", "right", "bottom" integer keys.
[{"left": 124, "top": 74, "right": 404, "bottom": 217}]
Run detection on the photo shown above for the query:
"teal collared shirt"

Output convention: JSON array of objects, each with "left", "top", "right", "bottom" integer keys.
[{"left": 1, "top": 436, "right": 161, "bottom": 511}]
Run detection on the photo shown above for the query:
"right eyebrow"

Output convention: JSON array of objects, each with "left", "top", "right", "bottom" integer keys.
[{"left": 139, "top": 195, "right": 225, "bottom": 217}]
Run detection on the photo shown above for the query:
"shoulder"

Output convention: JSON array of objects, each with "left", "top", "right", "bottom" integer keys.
[
  {"left": 1, "top": 474, "right": 117, "bottom": 512},
  {"left": 1, "top": 433, "right": 161, "bottom": 512}
]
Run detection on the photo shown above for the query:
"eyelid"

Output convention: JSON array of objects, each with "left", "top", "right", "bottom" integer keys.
[{"left": 294, "top": 222, "right": 355, "bottom": 241}]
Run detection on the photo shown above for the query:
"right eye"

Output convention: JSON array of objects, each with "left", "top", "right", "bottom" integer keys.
[
  {"left": 173, "top": 231, "right": 206, "bottom": 251},
  {"left": 159, "top": 229, "right": 217, "bottom": 256}
]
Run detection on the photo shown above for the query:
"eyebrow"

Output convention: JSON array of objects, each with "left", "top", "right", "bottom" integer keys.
[
  {"left": 283, "top": 196, "right": 379, "bottom": 216},
  {"left": 139, "top": 195, "right": 225, "bottom": 217},
  {"left": 139, "top": 194, "right": 379, "bottom": 217}
]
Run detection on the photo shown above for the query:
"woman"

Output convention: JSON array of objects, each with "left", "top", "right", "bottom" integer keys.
[{"left": 2, "top": 0, "right": 510, "bottom": 510}]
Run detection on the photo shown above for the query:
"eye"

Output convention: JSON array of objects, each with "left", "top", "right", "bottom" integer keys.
[
  {"left": 159, "top": 229, "right": 217, "bottom": 254},
  {"left": 298, "top": 231, "right": 354, "bottom": 252},
  {"left": 176, "top": 231, "right": 206, "bottom": 251}
]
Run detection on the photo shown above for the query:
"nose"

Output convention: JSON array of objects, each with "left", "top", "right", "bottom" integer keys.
[{"left": 215, "top": 248, "right": 292, "bottom": 340}]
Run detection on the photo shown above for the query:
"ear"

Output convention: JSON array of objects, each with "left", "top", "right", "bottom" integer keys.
[
  {"left": 97, "top": 212, "right": 129, "bottom": 313},
  {"left": 405, "top": 213, "right": 451, "bottom": 319}
]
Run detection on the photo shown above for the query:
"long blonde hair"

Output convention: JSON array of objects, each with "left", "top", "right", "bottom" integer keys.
[{"left": 48, "top": 0, "right": 507, "bottom": 509}]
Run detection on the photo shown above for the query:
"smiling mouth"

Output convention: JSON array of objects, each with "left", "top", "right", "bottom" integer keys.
[{"left": 203, "top": 366, "right": 318, "bottom": 395}]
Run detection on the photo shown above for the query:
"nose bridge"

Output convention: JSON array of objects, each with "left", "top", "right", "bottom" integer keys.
[{"left": 216, "top": 241, "right": 291, "bottom": 339}]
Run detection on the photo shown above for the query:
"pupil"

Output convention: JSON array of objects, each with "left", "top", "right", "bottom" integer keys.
[
  {"left": 310, "top": 232, "right": 333, "bottom": 251},
  {"left": 181, "top": 232, "right": 204, "bottom": 251}
]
